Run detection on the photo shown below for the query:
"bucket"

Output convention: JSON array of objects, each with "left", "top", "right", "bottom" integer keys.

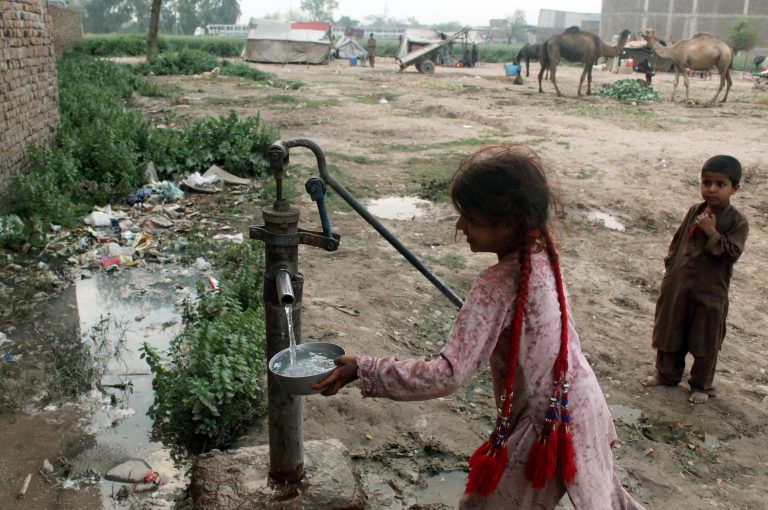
[
  {"left": 504, "top": 64, "right": 520, "bottom": 76},
  {"left": 349, "top": 56, "right": 358, "bottom": 66},
  {"left": 626, "top": 58, "right": 634, "bottom": 68}
]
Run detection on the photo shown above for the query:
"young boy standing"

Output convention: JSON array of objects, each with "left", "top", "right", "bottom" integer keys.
[{"left": 643, "top": 155, "right": 749, "bottom": 404}]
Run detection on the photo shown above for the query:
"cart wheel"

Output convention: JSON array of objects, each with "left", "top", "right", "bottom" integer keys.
[{"left": 420, "top": 59, "right": 435, "bottom": 74}]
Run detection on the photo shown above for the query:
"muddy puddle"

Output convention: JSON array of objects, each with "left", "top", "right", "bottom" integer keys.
[
  {"left": 366, "top": 196, "right": 452, "bottom": 221},
  {"left": 587, "top": 211, "right": 626, "bottom": 231},
  {"left": 1, "top": 265, "right": 208, "bottom": 508},
  {"left": 76, "top": 265, "right": 206, "bottom": 507}
]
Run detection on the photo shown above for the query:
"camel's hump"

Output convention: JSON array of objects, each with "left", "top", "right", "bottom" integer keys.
[{"left": 692, "top": 32, "right": 714, "bottom": 39}]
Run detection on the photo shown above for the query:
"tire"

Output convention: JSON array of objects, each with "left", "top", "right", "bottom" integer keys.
[{"left": 420, "top": 59, "right": 435, "bottom": 74}]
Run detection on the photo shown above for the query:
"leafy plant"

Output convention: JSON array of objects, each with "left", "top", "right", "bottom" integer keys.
[
  {"left": 141, "top": 242, "right": 268, "bottom": 452},
  {"left": 596, "top": 79, "right": 661, "bottom": 102}
]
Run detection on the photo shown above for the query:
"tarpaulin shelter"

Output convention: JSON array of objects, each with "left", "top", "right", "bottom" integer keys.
[
  {"left": 242, "top": 20, "right": 332, "bottom": 64},
  {"left": 335, "top": 36, "right": 367, "bottom": 60}
]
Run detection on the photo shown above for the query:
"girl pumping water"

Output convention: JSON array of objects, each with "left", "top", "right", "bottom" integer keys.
[{"left": 313, "top": 145, "right": 645, "bottom": 509}]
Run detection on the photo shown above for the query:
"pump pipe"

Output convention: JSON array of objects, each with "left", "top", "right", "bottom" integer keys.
[
  {"left": 270, "top": 139, "right": 464, "bottom": 309},
  {"left": 276, "top": 269, "right": 295, "bottom": 306}
]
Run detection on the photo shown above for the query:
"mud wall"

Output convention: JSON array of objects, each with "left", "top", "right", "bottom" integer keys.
[
  {"left": 601, "top": 0, "right": 768, "bottom": 49},
  {"left": 49, "top": 4, "right": 83, "bottom": 58},
  {"left": 0, "top": 0, "right": 60, "bottom": 190}
]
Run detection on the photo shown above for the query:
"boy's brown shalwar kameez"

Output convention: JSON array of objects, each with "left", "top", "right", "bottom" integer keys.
[{"left": 652, "top": 201, "right": 749, "bottom": 395}]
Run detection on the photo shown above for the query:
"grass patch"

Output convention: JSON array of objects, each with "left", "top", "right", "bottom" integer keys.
[
  {"left": 326, "top": 151, "right": 378, "bottom": 166},
  {"left": 432, "top": 254, "right": 466, "bottom": 271},
  {"left": 373, "top": 138, "right": 502, "bottom": 154},
  {"left": 322, "top": 164, "right": 379, "bottom": 210},
  {"left": 356, "top": 92, "right": 399, "bottom": 105},
  {"left": 561, "top": 167, "right": 601, "bottom": 180},
  {"left": 202, "top": 96, "right": 246, "bottom": 106},
  {"left": 552, "top": 101, "right": 656, "bottom": 118}
]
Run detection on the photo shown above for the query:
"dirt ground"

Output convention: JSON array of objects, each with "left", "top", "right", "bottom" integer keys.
[{"left": 4, "top": 56, "right": 768, "bottom": 509}]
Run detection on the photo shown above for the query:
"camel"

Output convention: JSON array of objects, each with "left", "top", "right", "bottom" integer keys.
[
  {"left": 538, "top": 27, "right": 631, "bottom": 97},
  {"left": 514, "top": 43, "right": 544, "bottom": 77},
  {"left": 640, "top": 28, "right": 733, "bottom": 103}
]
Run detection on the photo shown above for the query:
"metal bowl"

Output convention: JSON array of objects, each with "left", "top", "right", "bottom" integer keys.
[{"left": 268, "top": 342, "right": 345, "bottom": 396}]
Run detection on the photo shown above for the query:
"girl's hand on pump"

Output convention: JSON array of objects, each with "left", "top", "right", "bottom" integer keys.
[{"left": 311, "top": 355, "right": 359, "bottom": 396}]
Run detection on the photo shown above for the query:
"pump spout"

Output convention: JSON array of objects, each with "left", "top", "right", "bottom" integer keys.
[{"left": 276, "top": 269, "right": 295, "bottom": 306}]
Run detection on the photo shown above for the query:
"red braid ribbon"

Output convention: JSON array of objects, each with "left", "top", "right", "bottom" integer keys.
[{"left": 465, "top": 232, "right": 577, "bottom": 498}]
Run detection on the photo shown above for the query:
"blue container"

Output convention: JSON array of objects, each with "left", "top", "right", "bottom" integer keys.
[
  {"left": 349, "top": 56, "right": 358, "bottom": 66},
  {"left": 504, "top": 64, "right": 521, "bottom": 76}
]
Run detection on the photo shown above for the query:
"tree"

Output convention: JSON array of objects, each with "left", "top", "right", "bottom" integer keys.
[
  {"left": 337, "top": 15, "right": 360, "bottom": 28},
  {"left": 299, "top": 0, "right": 338, "bottom": 21},
  {"left": 504, "top": 9, "right": 527, "bottom": 44},
  {"left": 83, "top": 0, "right": 134, "bottom": 33},
  {"left": 432, "top": 21, "right": 463, "bottom": 32},
  {"left": 727, "top": 20, "right": 760, "bottom": 72},
  {"left": 147, "top": 0, "right": 162, "bottom": 59}
]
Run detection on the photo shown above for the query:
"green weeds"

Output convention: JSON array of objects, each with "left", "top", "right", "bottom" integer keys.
[{"left": 142, "top": 242, "right": 267, "bottom": 452}]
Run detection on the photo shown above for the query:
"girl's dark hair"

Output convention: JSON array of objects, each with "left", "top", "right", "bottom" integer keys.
[
  {"left": 450, "top": 145, "right": 554, "bottom": 248},
  {"left": 702, "top": 155, "right": 742, "bottom": 186}
]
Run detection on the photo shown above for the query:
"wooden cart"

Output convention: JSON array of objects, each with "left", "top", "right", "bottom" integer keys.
[{"left": 395, "top": 28, "right": 471, "bottom": 74}]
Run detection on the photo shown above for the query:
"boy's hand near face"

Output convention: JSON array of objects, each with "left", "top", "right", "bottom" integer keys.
[{"left": 696, "top": 208, "right": 718, "bottom": 238}]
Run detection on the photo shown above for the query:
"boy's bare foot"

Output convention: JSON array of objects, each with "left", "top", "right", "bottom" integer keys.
[
  {"left": 688, "top": 391, "right": 709, "bottom": 404},
  {"left": 642, "top": 374, "right": 662, "bottom": 387}
]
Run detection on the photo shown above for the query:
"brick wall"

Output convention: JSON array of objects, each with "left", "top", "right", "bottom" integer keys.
[
  {"left": 601, "top": 0, "right": 768, "bottom": 51},
  {"left": 50, "top": 4, "right": 83, "bottom": 58},
  {"left": 0, "top": 0, "right": 60, "bottom": 190}
]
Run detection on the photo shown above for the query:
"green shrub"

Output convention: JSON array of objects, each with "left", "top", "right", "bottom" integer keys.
[
  {"left": 597, "top": 79, "right": 661, "bottom": 102},
  {"left": 10, "top": 145, "right": 80, "bottom": 229},
  {"left": 135, "top": 48, "right": 221, "bottom": 76},
  {"left": 141, "top": 242, "right": 267, "bottom": 451}
]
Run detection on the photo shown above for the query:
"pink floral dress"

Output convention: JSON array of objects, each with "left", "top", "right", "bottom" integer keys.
[{"left": 356, "top": 250, "right": 646, "bottom": 509}]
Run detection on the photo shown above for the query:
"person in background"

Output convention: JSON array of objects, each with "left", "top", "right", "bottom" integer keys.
[
  {"left": 643, "top": 155, "right": 748, "bottom": 404},
  {"left": 367, "top": 33, "right": 377, "bottom": 68},
  {"left": 471, "top": 43, "right": 479, "bottom": 67},
  {"left": 313, "top": 145, "right": 646, "bottom": 509}
]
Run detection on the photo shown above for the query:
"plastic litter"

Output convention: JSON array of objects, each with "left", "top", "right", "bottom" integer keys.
[
  {"left": 125, "top": 187, "right": 153, "bottom": 206},
  {"left": 84, "top": 211, "right": 115, "bottom": 227},
  {"left": 212, "top": 232, "right": 244, "bottom": 244},
  {"left": 163, "top": 182, "right": 185, "bottom": 201},
  {"left": 101, "top": 255, "right": 134, "bottom": 268}
]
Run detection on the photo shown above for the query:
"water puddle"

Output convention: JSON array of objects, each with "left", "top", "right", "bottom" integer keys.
[
  {"left": 411, "top": 470, "right": 465, "bottom": 505},
  {"left": 587, "top": 211, "right": 626, "bottom": 231},
  {"left": 366, "top": 196, "right": 432, "bottom": 220},
  {"left": 411, "top": 470, "right": 574, "bottom": 508},
  {"left": 610, "top": 404, "right": 643, "bottom": 427},
  {"left": 73, "top": 265, "right": 207, "bottom": 507}
]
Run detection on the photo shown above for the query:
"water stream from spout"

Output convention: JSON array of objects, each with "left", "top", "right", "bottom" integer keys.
[{"left": 285, "top": 304, "right": 297, "bottom": 365}]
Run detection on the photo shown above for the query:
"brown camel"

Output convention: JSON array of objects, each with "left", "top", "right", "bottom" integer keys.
[
  {"left": 538, "top": 27, "right": 631, "bottom": 97},
  {"left": 640, "top": 28, "right": 733, "bottom": 103}
]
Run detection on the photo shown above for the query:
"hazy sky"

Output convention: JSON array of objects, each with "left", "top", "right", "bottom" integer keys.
[{"left": 238, "top": 1, "right": 603, "bottom": 27}]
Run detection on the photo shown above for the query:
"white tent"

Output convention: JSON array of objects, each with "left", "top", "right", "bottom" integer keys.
[
  {"left": 335, "top": 36, "right": 367, "bottom": 60},
  {"left": 242, "top": 20, "right": 332, "bottom": 64}
]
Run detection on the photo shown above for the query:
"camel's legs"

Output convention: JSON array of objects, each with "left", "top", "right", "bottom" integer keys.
[
  {"left": 586, "top": 65, "right": 594, "bottom": 95},
  {"left": 550, "top": 64, "right": 562, "bottom": 96},
  {"left": 525, "top": 58, "right": 530, "bottom": 77},
  {"left": 712, "top": 70, "right": 733, "bottom": 103},
  {"left": 671, "top": 69, "right": 681, "bottom": 102},
  {"left": 577, "top": 67, "right": 589, "bottom": 96},
  {"left": 683, "top": 72, "right": 691, "bottom": 103},
  {"left": 538, "top": 65, "right": 546, "bottom": 93},
  {"left": 724, "top": 72, "right": 732, "bottom": 102}
]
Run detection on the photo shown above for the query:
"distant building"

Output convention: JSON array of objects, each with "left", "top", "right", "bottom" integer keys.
[
  {"left": 536, "top": 9, "right": 600, "bottom": 43},
  {"left": 601, "top": 0, "right": 768, "bottom": 51}
]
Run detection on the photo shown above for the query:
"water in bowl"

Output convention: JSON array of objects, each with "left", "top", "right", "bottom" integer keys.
[{"left": 272, "top": 349, "right": 337, "bottom": 377}]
